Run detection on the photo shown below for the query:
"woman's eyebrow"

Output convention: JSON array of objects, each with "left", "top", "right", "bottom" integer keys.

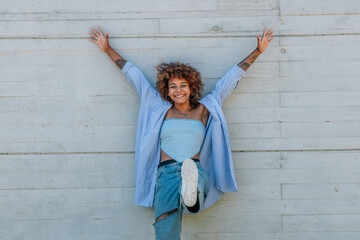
[{"left": 169, "top": 82, "right": 188, "bottom": 85}]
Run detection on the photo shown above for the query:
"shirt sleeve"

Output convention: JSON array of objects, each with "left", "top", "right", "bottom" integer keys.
[
  {"left": 121, "top": 61, "right": 164, "bottom": 105},
  {"left": 211, "top": 65, "right": 246, "bottom": 105}
]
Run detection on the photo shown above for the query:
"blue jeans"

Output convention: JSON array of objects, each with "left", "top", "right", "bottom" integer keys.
[{"left": 153, "top": 159, "right": 210, "bottom": 240}]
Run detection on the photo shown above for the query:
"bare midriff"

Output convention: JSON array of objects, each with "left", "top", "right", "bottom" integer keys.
[{"left": 160, "top": 149, "right": 200, "bottom": 162}]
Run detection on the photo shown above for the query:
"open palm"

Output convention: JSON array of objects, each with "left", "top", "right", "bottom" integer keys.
[
  {"left": 88, "top": 26, "right": 110, "bottom": 52},
  {"left": 257, "top": 27, "right": 273, "bottom": 54}
]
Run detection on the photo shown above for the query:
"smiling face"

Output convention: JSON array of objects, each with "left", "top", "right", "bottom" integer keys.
[{"left": 168, "top": 77, "right": 191, "bottom": 106}]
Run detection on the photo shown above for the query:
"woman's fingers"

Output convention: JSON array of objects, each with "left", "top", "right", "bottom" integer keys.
[
  {"left": 90, "top": 27, "right": 99, "bottom": 36},
  {"left": 98, "top": 26, "right": 104, "bottom": 36},
  {"left": 89, "top": 32, "right": 97, "bottom": 39},
  {"left": 89, "top": 27, "right": 107, "bottom": 42},
  {"left": 88, "top": 38, "right": 96, "bottom": 43},
  {"left": 266, "top": 28, "right": 273, "bottom": 38},
  {"left": 262, "top": 27, "right": 266, "bottom": 39}
]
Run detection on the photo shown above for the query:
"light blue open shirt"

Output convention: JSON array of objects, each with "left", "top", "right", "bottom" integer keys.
[{"left": 121, "top": 61, "right": 246, "bottom": 211}]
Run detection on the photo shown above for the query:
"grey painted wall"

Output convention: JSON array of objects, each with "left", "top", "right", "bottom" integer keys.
[{"left": 1, "top": 0, "right": 360, "bottom": 239}]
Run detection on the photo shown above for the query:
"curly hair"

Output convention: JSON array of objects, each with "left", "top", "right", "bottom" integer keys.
[{"left": 156, "top": 62, "right": 203, "bottom": 109}]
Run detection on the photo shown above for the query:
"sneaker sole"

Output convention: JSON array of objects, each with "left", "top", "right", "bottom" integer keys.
[{"left": 181, "top": 159, "right": 198, "bottom": 207}]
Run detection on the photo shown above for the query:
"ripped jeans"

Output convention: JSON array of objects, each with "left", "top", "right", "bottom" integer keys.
[{"left": 152, "top": 159, "right": 210, "bottom": 240}]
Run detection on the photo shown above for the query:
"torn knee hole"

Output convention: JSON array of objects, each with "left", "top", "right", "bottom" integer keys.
[{"left": 156, "top": 208, "right": 177, "bottom": 222}]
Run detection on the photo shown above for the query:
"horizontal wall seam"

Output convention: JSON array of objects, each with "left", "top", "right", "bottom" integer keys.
[
  {"left": 1, "top": 148, "right": 360, "bottom": 155},
  {"left": 0, "top": 187, "right": 134, "bottom": 190},
  {"left": 284, "top": 13, "right": 360, "bottom": 16},
  {"left": 1, "top": 33, "right": 360, "bottom": 40},
  {"left": 1, "top": 11, "right": 357, "bottom": 19},
  {"left": 0, "top": 151, "right": 134, "bottom": 155}
]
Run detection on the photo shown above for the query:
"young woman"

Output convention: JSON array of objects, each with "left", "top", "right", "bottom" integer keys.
[{"left": 89, "top": 26, "right": 273, "bottom": 239}]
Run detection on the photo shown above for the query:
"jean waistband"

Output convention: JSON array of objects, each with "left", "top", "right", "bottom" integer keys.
[{"left": 158, "top": 158, "right": 199, "bottom": 169}]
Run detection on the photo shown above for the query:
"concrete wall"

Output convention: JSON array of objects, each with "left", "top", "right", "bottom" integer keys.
[{"left": 1, "top": 0, "right": 360, "bottom": 239}]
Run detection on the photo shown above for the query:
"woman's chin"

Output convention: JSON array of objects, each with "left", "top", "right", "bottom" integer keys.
[{"left": 173, "top": 98, "right": 189, "bottom": 105}]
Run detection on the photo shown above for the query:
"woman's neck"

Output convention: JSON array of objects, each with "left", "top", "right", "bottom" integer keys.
[{"left": 173, "top": 103, "right": 192, "bottom": 114}]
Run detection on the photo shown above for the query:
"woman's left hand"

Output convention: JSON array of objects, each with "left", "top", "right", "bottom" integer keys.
[
  {"left": 89, "top": 26, "right": 110, "bottom": 52},
  {"left": 257, "top": 27, "right": 273, "bottom": 54}
]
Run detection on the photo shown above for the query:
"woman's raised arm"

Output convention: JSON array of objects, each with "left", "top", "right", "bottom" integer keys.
[
  {"left": 88, "top": 26, "right": 127, "bottom": 69},
  {"left": 237, "top": 27, "right": 274, "bottom": 71},
  {"left": 88, "top": 26, "right": 165, "bottom": 106}
]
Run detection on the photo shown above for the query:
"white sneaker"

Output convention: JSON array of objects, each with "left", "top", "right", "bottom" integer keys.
[{"left": 181, "top": 158, "right": 198, "bottom": 207}]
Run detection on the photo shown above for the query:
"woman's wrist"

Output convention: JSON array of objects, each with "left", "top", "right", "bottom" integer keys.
[
  {"left": 104, "top": 45, "right": 112, "bottom": 54},
  {"left": 255, "top": 47, "right": 262, "bottom": 55}
]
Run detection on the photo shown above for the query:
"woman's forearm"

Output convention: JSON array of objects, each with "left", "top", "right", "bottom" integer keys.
[
  {"left": 237, "top": 48, "right": 261, "bottom": 72},
  {"left": 237, "top": 27, "right": 274, "bottom": 71},
  {"left": 105, "top": 46, "right": 127, "bottom": 70}
]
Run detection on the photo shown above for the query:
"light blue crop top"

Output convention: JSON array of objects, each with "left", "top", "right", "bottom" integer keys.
[{"left": 160, "top": 118, "right": 206, "bottom": 163}]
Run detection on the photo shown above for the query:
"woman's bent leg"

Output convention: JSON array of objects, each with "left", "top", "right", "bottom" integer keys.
[
  {"left": 153, "top": 162, "right": 183, "bottom": 240},
  {"left": 180, "top": 161, "right": 210, "bottom": 214},
  {"left": 153, "top": 160, "right": 210, "bottom": 239}
]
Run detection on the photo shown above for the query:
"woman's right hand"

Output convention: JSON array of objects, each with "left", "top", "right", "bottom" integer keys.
[{"left": 89, "top": 26, "right": 110, "bottom": 52}]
